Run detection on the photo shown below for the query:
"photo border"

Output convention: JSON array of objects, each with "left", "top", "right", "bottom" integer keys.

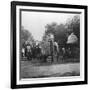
[{"left": 11, "top": 1, "right": 88, "bottom": 89}]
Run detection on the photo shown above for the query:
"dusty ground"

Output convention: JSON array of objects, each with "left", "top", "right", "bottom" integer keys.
[{"left": 20, "top": 59, "right": 80, "bottom": 78}]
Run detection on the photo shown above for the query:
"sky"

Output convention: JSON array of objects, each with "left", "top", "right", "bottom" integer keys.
[{"left": 22, "top": 11, "right": 78, "bottom": 41}]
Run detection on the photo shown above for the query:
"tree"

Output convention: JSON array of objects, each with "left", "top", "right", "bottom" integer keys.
[
  {"left": 21, "top": 26, "right": 34, "bottom": 48},
  {"left": 55, "top": 24, "right": 67, "bottom": 46},
  {"left": 66, "top": 15, "right": 80, "bottom": 47},
  {"left": 42, "top": 15, "right": 80, "bottom": 48},
  {"left": 45, "top": 22, "right": 57, "bottom": 35},
  {"left": 44, "top": 22, "right": 67, "bottom": 47}
]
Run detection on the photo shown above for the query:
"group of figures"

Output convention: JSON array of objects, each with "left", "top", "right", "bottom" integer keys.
[
  {"left": 21, "top": 40, "right": 59, "bottom": 62},
  {"left": 21, "top": 33, "right": 79, "bottom": 62}
]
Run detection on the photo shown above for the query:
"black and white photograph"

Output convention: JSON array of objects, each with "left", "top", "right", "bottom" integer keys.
[
  {"left": 11, "top": 1, "right": 87, "bottom": 89},
  {"left": 20, "top": 10, "right": 80, "bottom": 79}
]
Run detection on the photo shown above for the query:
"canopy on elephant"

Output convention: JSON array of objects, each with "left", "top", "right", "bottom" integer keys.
[{"left": 67, "top": 33, "right": 78, "bottom": 44}]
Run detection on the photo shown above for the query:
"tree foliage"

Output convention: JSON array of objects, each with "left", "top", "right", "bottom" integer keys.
[
  {"left": 66, "top": 15, "right": 80, "bottom": 40},
  {"left": 43, "top": 15, "right": 80, "bottom": 47},
  {"left": 21, "top": 26, "right": 34, "bottom": 48}
]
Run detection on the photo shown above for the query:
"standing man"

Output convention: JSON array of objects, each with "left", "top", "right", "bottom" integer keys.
[{"left": 48, "top": 34, "right": 54, "bottom": 62}]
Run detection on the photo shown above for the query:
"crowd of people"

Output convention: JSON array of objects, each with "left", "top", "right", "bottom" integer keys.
[{"left": 21, "top": 33, "right": 79, "bottom": 62}]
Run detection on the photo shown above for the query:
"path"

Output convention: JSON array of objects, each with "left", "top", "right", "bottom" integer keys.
[{"left": 21, "top": 62, "right": 80, "bottom": 78}]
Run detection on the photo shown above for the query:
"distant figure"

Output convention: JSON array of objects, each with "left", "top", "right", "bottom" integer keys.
[
  {"left": 54, "top": 41, "right": 59, "bottom": 53},
  {"left": 25, "top": 41, "right": 32, "bottom": 60},
  {"left": 21, "top": 48, "right": 25, "bottom": 57},
  {"left": 53, "top": 41, "right": 59, "bottom": 61},
  {"left": 21, "top": 42, "right": 26, "bottom": 57}
]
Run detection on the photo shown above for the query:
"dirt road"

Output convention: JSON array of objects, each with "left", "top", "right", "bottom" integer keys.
[{"left": 20, "top": 62, "right": 80, "bottom": 78}]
